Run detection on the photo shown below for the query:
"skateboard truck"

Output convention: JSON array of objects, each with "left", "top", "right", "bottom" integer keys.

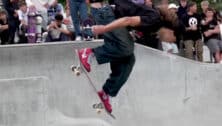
[{"left": 71, "top": 64, "right": 81, "bottom": 76}]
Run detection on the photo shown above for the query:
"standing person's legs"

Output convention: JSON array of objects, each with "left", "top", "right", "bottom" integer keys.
[
  {"left": 206, "top": 39, "right": 222, "bottom": 63},
  {"left": 69, "top": 0, "right": 81, "bottom": 38},
  {"left": 195, "top": 39, "right": 203, "bottom": 62},
  {"left": 40, "top": 11, "right": 48, "bottom": 30},
  {"left": 8, "top": 21, "right": 16, "bottom": 44},
  {"left": 79, "top": 1, "right": 88, "bottom": 22},
  {"left": 184, "top": 40, "right": 194, "bottom": 60},
  {"left": 218, "top": 40, "right": 222, "bottom": 62}
]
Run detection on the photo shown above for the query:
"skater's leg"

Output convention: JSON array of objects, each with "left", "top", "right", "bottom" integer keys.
[{"left": 102, "top": 54, "right": 135, "bottom": 97}]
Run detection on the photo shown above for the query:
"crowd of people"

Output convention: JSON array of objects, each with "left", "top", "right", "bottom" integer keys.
[
  {"left": 0, "top": 0, "right": 222, "bottom": 63},
  {"left": 132, "top": 0, "right": 222, "bottom": 63},
  {"left": 0, "top": 0, "right": 74, "bottom": 44}
]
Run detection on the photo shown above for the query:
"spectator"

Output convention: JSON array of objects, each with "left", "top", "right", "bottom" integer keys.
[
  {"left": 200, "top": 0, "right": 209, "bottom": 19},
  {"left": 168, "top": 3, "right": 184, "bottom": 50},
  {"left": 215, "top": 10, "right": 222, "bottom": 23},
  {"left": 177, "top": 0, "right": 188, "bottom": 19},
  {"left": 217, "top": 12, "right": 222, "bottom": 40},
  {"left": 168, "top": 3, "right": 178, "bottom": 14},
  {"left": 63, "top": 6, "right": 74, "bottom": 40},
  {"left": 157, "top": 3, "right": 179, "bottom": 54},
  {"left": 220, "top": 20, "right": 222, "bottom": 40},
  {"left": 2, "top": 0, "right": 19, "bottom": 44},
  {"left": 17, "top": 2, "right": 29, "bottom": 43},
  {"left": 47, "top": 0, "right": 64, "bottom": 24},
  {"left": 158, "top": 27, "right": 178, "bottom": 53},
  {"left": 144, "top": 0, "right": 153, "bottom": 7},
  {"left": 46, "top": 13, "right": 71, "bottom": 42},
  {"left": 201, "top": 8, "right": 222, "bottom": 63},
  {"left": 0, "top": 10, "right": 10, "bottom": 44},
  {"left": 159, "top": 0, "right": 168, "bottom": 6},
  {"left": 181, "top": 2, "right": 203, "bottom": 61},
  {"left": 25, "top": 0, "right": 53, "bottom": 30},
  {"left": 66, "top": 0, "right": 88, "bottom": 41}
]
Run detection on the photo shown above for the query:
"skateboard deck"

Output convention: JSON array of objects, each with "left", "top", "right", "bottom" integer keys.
[
  {"left": 71, "top": 49, "right": 116, "bottom": 119},
  {"left": 27, "top": 7, "right": 37, "bottom": 43},
  {"left": 82, "top": 18, "right": 95, "bottom": 41}
]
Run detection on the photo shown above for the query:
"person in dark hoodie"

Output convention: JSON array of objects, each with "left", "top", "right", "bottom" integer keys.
[
  {"left": 177, "top": 0, "right": 188, "bottom": 19},
  {"left": 0, "top": 10, "right": 10, "bottom": 44},
  {"left": 78, "top": 0, "right": 179, "bottom": 113},
  {"left": 2, "top": 0, "right": 19, "bottom": 44}
]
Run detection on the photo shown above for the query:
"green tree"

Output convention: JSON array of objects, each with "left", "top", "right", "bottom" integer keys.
[{"left": 58, "top": 0, "right": 66, "bottom": 7}]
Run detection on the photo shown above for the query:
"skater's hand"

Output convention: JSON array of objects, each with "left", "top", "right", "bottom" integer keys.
[{"left": 92, "top": 25, "right": 106, "bottom": 35}]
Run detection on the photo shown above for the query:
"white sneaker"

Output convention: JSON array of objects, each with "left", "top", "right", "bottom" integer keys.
[{"left": 75, "top": 36, "right": 82, "bottom": 41}]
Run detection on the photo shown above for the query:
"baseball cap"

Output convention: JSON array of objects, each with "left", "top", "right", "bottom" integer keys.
[{"left": 168, "top": 3, "right": 179, "bottom": 9}]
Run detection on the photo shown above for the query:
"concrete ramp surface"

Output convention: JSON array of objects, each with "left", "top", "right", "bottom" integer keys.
[{"left": 0, "top": 41, "right": 222, "bottom": 126}]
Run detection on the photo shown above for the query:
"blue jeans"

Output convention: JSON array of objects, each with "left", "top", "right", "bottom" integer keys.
[
  {"left": 91, "top": 6, "right": 135, "bottom": 97},
  {"left": 69, "top": 0, "right": 88, "bottom": 36}
]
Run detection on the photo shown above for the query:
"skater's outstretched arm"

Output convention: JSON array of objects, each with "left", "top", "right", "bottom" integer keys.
[{"left": 92, "top": 16, "right": 141, "bottom": 35}]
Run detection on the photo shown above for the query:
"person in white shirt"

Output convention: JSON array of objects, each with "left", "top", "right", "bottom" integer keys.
[
  {"left": 46, "top": 13, "right": 72, "bottom": 42},
  {"left": 159, "top": 3, "right": 179, "bottom": 54},
  {"left": 63, "top": 6, "right": 74, "bottom": 40},
  {"left": 25, "top": 0, "right": 54, "bottom": 29},
  {"left": 47, "top": 0, "right": 65, "bottom": 24},
  {"left": 17, "top": 2, "right": 29, "bottom": 43}
]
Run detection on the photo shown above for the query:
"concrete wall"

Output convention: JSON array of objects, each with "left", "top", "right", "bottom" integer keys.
[{"left": 0, "top": 41, "right": 222, "bottom": 126}]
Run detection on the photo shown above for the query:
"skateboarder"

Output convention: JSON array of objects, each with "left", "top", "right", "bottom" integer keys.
[{"left": 78, "top": 0, "right": 179, "bottom": 113}]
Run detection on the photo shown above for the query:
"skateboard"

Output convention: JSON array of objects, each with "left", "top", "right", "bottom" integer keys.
[
  {"left": 71, "top": 49, "right": 116, "bottom": 119},
  {"left": 27, "top": 7, "right": 37, "bottom": 43},
  {"left": 35, "top": 12, "right": 43, "bottom": 43},
  {"left": 82, "top": 18, "right": 95, "bottom": 41}
]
